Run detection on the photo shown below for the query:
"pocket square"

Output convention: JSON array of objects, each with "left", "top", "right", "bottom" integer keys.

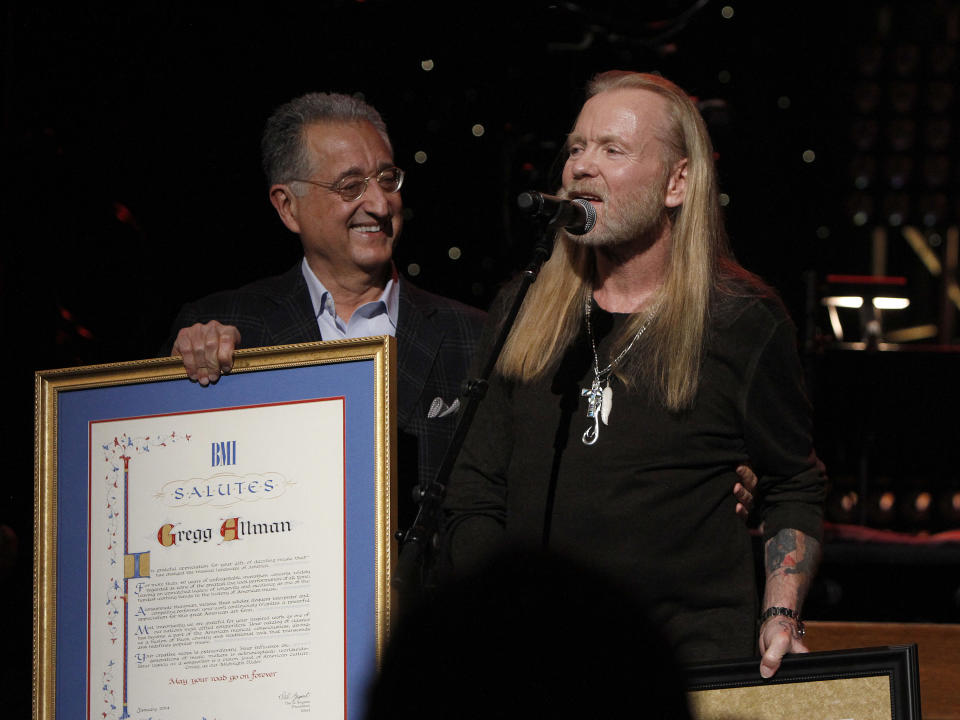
[{"left": 427, "top": 396, "right": 460, "bottom": 419}]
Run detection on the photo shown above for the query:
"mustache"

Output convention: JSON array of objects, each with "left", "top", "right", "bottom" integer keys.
[{"left": 562, "top": 184, "right": 607, "bottom": 202}]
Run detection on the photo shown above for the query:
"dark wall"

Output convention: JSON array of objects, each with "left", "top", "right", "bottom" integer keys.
[{"left": 3, "top": 2, "right": 863, "bottom": 365}]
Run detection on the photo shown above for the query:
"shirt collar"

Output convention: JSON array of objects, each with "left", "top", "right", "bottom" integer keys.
[{"left": 301, "top": 257, "right": 399, "bottom": 330}]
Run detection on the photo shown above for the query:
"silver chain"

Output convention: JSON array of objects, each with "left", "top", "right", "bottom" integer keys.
[
  {"left": 584, "top": 297, "right": 657, "bottom": 381},
  {"left": 581, "top": 296, "right": 659, "bottom": 445}
]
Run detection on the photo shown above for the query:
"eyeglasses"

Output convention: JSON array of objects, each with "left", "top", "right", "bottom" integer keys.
[{"left": 292, "top": 166, "right": 405, "bottom": 202}]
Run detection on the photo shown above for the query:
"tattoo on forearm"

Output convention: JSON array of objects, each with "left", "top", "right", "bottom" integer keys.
[{"left": 765, "top": 529, "right": 819, "bottom": 577}]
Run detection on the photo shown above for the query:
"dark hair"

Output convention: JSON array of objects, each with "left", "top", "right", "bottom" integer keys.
[{"left": 260, "top": 92, "right": 391, "bottom": 186}]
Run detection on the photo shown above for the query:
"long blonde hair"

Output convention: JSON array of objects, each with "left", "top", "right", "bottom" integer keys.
[{"left": 495, "top": 71, "right": 734, "bottom": 411}]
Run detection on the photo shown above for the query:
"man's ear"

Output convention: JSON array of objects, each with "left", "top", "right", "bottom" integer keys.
[
  {"left": 664, "top": 158, "right": 688, "bottom": 208},
  {"left": 269, "top": 184, "right": 302, "bottom": 234}
]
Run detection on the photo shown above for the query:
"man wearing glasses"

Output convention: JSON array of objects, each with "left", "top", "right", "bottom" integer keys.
[{"left": 164, "top": 92, "right": 486, "bottom": 530}]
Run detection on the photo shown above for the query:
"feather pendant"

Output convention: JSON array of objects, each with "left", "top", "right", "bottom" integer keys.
[{"left": 601, "top": 385, "right": 613, "bottom": 425}]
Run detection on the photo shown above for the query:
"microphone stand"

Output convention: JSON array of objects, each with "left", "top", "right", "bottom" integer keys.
[{"left": 392, "top": 217, "right": 557, "bottom": 598}]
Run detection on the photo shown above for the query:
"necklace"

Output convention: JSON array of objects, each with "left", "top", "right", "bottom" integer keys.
[{"left": 581, "top": 296, "right": 658, "bottom": 445}]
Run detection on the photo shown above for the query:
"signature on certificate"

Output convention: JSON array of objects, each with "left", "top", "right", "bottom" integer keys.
[{"left": 278, "top": 690, "right": 311, "bottom": 712}]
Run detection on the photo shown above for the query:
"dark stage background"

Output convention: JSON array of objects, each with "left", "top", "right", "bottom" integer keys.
[{"left": 4, "top": 1, "right": 959, "bottom": 716}]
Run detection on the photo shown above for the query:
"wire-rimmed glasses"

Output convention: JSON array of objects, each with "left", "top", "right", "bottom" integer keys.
[{"left": 292, "top": 166, "right": 405, "bottom": 202}]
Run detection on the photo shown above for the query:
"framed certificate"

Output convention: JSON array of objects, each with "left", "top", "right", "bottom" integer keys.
[
  {"left": 34, "top": 337, "right": 397, "bottom": 720},
  {"left": 685, "top": 645, "right": 921, "bottom": 719}
]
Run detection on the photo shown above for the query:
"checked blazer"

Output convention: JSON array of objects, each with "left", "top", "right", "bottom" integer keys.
[{"left": 163, "top": 262, "right": 487, "bottom": 529}]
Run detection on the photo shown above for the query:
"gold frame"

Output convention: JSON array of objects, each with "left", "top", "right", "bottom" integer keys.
[{"left": 34, "top": 337, "right": 397, "bottom": 719}]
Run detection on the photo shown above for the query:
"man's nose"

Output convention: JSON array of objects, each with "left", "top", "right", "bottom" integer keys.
[
  {"left": 360, "top": 178, "right": 394, "bottom": 216},
  {"left": 568, "top": 152, "right": 598, "bottom": 179}
]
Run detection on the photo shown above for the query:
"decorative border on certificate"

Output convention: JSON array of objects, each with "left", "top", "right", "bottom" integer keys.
[
  {"left": 684, "top": 645, "right": 922, "bottom": 720},
  {"left": 35, "top": 337, "right": 398, "bottom": 720}
]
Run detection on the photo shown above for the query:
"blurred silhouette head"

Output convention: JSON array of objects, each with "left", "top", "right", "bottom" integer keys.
[{"left": 366, "top": 546, "right": 692, "bottom": 719}]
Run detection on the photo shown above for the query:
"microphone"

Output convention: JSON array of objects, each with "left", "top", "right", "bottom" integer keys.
[{"left": 517, "top": 191, "right": 597, "bottom": 235}]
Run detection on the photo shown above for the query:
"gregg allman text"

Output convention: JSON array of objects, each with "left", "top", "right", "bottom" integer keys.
[{"left": 156, "top": 516, "right": 294, "bottom": 547}]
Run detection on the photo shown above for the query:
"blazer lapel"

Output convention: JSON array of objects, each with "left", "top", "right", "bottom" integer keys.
[
  {"left": 396, "top": 280, "right": 443, "bottom": 428},
  {"left": 264, "top": 263, "right": 324, "bottom": 345}
]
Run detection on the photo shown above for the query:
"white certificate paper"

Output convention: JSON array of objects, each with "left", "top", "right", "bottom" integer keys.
[{"left": 87, "top": 398, "right": 346, "bottom": 719}]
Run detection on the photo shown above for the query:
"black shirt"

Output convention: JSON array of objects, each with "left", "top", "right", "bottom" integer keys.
[{"left": 442, "top": 286, "right": 825, "bottom": 663}]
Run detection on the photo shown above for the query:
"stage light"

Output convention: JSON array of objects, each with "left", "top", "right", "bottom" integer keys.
[
  {"left": 719, "top": 193, "right": 730, "bottom": 207},
  {"left": 850, "top": 155, "right": 876, "bottom": 189},
  {"left": 448, "top": 247, "right": 461, "bottom": 260},
  {"left": 841, "top": 492, "right": 859, "bottom": 513},
  {"left": 882, "top": 192, "right": 910, "bottom": 226},
  {"left": 420, "top": 59, "right": 435, "bottom": 72},
  {"left": 777, "top": 96, "right": 791, "bottom": 110},
  {"left": 900, "top": 490, "right": 934, "bottom": 528},
  {"left": 721, "top": 5, "right": 734, "bottom": 19},
  {"left": 902, "top": 226, "right": 943, "bottom": 275},
  {"left": 939, "top": 490, "right": 960, "bottom": 526},
  {"left": 407, "top": 263, "right": 421, "bottom": 277},
  {"left": 825, "top": 303, "right": 845, "bottom": 340},
  {"left": 867, "top": 489, "right": 897, "bottom": 526},
  {"left": 802, "top": 149, "right": 816, "bottom": 163},
  {"left": 879, "top": 492, "right": 895, "bottom": 512},
  {"left": 471, "top": 124, "right": 485, "bottom": 137},
  {"left": 884, "top": 325, "right": 938, "bottom": 342},
  {"left": 820, "top": 275, "right": 911, "bottom": 344},
  {"left": 872, "top": 297, "right": 910, "bottom": 310},
  {"left": 822, "top": 296, "right": 864, "bottom": 309},
  {"left": 919, "top": 193, "right": 948, "bottom": 227},
  {"left": 414, "top": 151, "right": 428, "bottom": 164},
  {"left": 883, "top": 155, "right": 913, "bottom": 189},
  {"left": 825, "top": 489, "right": 859, "bottom": 524},
  {"left": 848, "top": 192, "right": 874, "bottom": 225},
  {"left": 718, "top": 70, "right": 731, "bottom": 84}
]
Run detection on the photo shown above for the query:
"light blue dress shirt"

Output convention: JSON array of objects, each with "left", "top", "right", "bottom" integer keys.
[{"left": 301, "top": 257, "right": 399, "bottom": 339}]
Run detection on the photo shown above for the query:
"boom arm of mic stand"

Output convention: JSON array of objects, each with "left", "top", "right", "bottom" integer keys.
[{"left": 393, "top": 226, "right": 556, "bottom": 593}]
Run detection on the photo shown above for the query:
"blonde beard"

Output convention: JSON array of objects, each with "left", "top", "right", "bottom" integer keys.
[{"left": 566, "top": 175, "right": 669, "bottom": 248}]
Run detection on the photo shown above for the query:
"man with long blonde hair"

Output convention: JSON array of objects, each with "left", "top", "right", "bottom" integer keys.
[{"left": 442, "top": 71, "right": 825, "bottom": 676}]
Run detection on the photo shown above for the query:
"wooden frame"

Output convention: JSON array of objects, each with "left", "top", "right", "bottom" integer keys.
[
  {"left": 686, "top": 645, "right": 921, "bottom": 719},
  {"left": 35, "top": 338, "right": 397, "bottom": 720}
]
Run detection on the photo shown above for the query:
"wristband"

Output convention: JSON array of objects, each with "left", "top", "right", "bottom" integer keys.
[{"left": 759, "top": 606, "right": 805, "bottom": 638}]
